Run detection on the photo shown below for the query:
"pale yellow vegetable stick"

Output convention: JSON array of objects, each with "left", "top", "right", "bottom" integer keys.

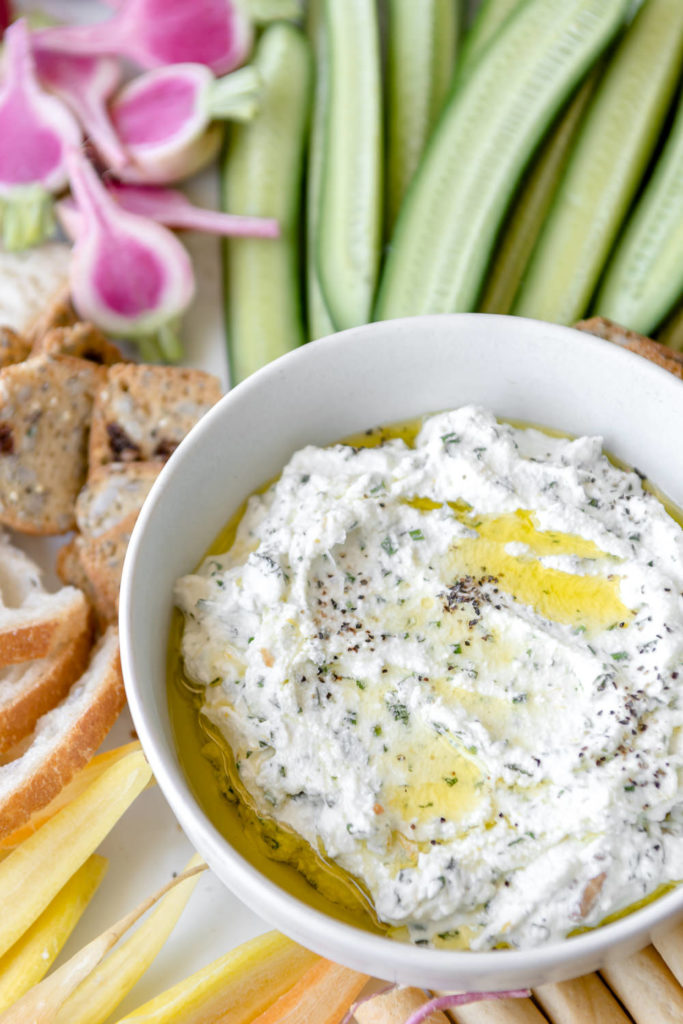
[
  {"left": 0, "top": 863, "right": 206, "bottom": 1024},
  {"left": 447, "top": 996, "right": 547, "bottom": 1023},
  {"left": 0, "top": 749, "right": 151, "bottom": 959},
  {"left": 653, "top": 921, "right": 683, "bottom": 987},
  {"left": 601, "top": 946, "right": 683, "bottom": 1024},
  {"left": 0, "top": 742, "right": 143, "bottom": 851},
  {"left": 112, "top": 930, "right": 319, "bottom": 1024},
  {"left": 534, "top": 973, "right": 631, "bottom": 1024},
  {"left": 55, "top": 853, "right": 204, "bottom": 1024},
  {"left": 355, "top": 987, "right": 449, "bottom": 1024},
  {"left": 0, "top": 855, "right": 106, "bottom": 1013}
]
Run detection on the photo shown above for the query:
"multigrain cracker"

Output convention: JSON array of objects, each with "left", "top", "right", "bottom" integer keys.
[
  {"left": 0, "top": 355, "right": 105, "bottom": 533},
  {"left": 89, "top": 363, "right": 222, "bottom": 467},
  {"left": 75, "top": 462, "right": 160, "bottom": 538},
  {"left": 0, "top": 327, "right": 30, "bottom": 369},
  {"left": 33, "top": 322, "right": 126, "bottom": 367}
]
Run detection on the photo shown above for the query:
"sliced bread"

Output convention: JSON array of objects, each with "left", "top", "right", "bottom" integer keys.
[
  {"left": 0, "top": 534, "right": 89, "bottom": 667},
  {"left": 89, "top": 363, "right": 222, "bottom": 467},
  {"left": 0, "top": 626, "right": 125, "bottom": 838},
  {"left": 75, "top": 462, "right": 160, "bottom": 538},
  {"left": 0, "top": 245, "right": 71, "bottom": 335},
  {"left": 0, "top": 354, "right": 106, "bottom": 534},
  {"left": 0, "top": 621, "right": 92, "bottom": 755}
]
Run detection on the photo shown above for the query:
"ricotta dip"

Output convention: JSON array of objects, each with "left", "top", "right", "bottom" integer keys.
[{"left": 175, "top": 406, "right": 683, "bottom": 950}]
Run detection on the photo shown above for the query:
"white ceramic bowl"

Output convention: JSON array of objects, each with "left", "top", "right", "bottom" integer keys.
[{"left": 120, "top": 314, "right": 683, "bottom": 991}]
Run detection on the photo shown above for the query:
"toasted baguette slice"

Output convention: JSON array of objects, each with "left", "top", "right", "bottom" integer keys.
[
  {"left": 0, "top": 627, "right": 125, "bottom": 838},
  {"left": 0, "top": 621, "right": 92, "bottom": 755},
  {"left": 75, "top": 462, "right": 160, "bottom": 538},
  {"left": 0, "top": 534, "right": 89, "bottom": 668},
  {"left": 89, "top": 363, "right": 222, "bottom": 467},
  {"left": 574, "top": 316, "right": 683, "bottom": 380},
  {"left": 33, "top": 322, "right": 126, "bottom": 367},
  {"left": 0, "top": 246, "right": 71, "bottom": 336},
  {"left": 0, "top": 354, "right": 106, "bottom": 534}
]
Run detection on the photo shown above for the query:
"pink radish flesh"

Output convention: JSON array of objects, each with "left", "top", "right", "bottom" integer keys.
[
  {"left": 111, "top": 76, "right": 200, "bottom": 146},
  {"left": 65, "top": 148, "right": 195, "bottom": 355},
  {"left": 34, "top": 0, "right": 252, "bottom": 76},
  {"left": 0, "top": 21, "right": 80, "bottom": 189},
  {"left": 108, "top": 63, "right": 258, "bottom": 184},
  {"left": 93, "top": 233, "right": 163, "bottom": 316},
  {"left": 34, "top": 50, "right": 128, "bottom": 171}
]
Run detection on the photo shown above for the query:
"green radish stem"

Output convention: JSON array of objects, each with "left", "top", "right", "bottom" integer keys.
[
  {"left": 317, "top": 0, "right": 382, "bottom": 330},
  {"left": 222, "top": 22, "right": 312, "bottom": 383},
  {"left": 458, "top": 0, "right": 521, "bottom": 76},
  {"left": 386, "top": 0, "right": 461, "bottom": 231},
  {"left": 207, "top": 65, "right": 260, "bottom": 121},
  {"left": 513, "top": 0, "right": 683, "bottom": 325},
  {"left": 375, "top": 0, "right": 630, "bottom": 321},
  {"left": 593, "top": 90, "right": 683, "bottom": 335},
  {"left": 305, "top": 0, "right": 335, "bottom": 341},
  {"left": 480, "top": 68, "right": 600, "bottom": 315}
]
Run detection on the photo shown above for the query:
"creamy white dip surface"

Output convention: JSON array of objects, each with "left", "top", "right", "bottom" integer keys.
[{"left": 175, "top": 407, "right": 683, "bottom": 950}]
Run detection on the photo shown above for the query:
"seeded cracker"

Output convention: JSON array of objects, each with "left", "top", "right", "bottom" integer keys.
[
  {"left": 0, "top": 355, "right": 106, "bottom": 534},
  {"left": 75, "top": 462, "right": 161, "bottom": 538},
  {"left": 0, "top": 327, "right": 30, "bottom": 369},
  {"left": 89, "top": 364, "right": 223, "bottom": 467},
  {"left": 32, "top": 322, "right": 126, "bottom": 367}
]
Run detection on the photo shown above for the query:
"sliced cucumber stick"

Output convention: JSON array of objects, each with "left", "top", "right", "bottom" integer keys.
[
  {"left": 480, "top": 68, "right": 600, "bottom": 315},
  {"left": 386, "top": 0, "right": 461, "bottom": 231},
  {"left": 658, "top": 304, "right": 683, "bottom": 353},
  {"left": 375, "top": 0, "right": 630, "bottom": 321},
  {"left": 459, "top": 0, "right": 521, "bottom": 76},
  {"left": 222, "top": 23, "right": 312, "bottom": 384},
  {"left": 514, "top": 0, "right": 683, "bottom": 325},
  {"left": 305, "top": 0, "right": 335, "bottom": 341},
  {"left": 317, "top": 0, "right": 382, "bottom": 331},
  {"left": 594, "top": 90, "right": 683, "bottom": 335}
]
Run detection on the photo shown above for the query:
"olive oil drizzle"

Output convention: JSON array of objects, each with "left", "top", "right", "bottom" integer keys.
[{"left": 169, "top": 413, "right": 683, "bottom": 947}]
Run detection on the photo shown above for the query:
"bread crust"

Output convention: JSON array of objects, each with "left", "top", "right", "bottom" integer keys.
[
  {"left": 0, "top": 620, "right": 93, "bottom": 755},
  {"left": 0, "top": 628, "right": 125, "bottom": 839}
]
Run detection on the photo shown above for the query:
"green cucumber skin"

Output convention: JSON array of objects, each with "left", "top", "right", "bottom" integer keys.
[
  {"left": 374, "top": 0, "right": 630, "bottom": 322},
  {"left": 479, "top": 68, "right": 599, "bottom": 315},
  {"left": 305, "top": 0, "right": 336, "bottom": 341},
  {"left": 222, "top": 23, "right": 312, "bottom": 385},
  {"left": 386, "top": 0, "right": 461, "bottom": 232},
  {"left": 317, "top": 0, "right": 383, "bottom": 331},
  {"left": 459, "top": 0, "right": 522, "bottom": 77},
  {"left": 593, "top": 91, "right": 683, "bottom": 335},
  {"left": 658, "top": 304, "right": 683, "bottom": 353},
  {"left": 513, "top": 0, "right": 683, "bottom": 326}
]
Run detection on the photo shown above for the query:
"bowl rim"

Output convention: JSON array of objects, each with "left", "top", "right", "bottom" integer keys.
[{"left": 120, "top": 313, "right": 683, "bottom": 986}]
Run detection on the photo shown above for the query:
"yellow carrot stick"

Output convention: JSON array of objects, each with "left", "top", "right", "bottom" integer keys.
[
  {"left": 0, "top": 749, "right": 151, "bottom": 959},
  {"left": 0, "top": 742, "right": 143, "bottom": 851},
  {"left": 112, "top": 931, "right": 319, "bottom": 1024},
  {"left": 55, "top": 853, "right": 204, "bottom": 1024},
  {"left": 251, "top": 959, "right": 369, "bottom": 1024},
  {"left": 0, "top": 863, "right": 206, "bottom": 1024},
  {"left": 0, "top": 855, "right": 107, "bottom": 1014}
]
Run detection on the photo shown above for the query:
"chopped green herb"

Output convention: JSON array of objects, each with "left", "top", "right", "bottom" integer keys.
[
  {"left": 443, "top": 775, "right": 458, "bottom": 786},
  {"left": 381, "top": 536, "right": 397, "bottom": 556},
  {"left": 409, "top": 529, "right": 425, "bottom": 541},
  {"left": 611, "top": 651, "right": 628, "bottom": 661}
]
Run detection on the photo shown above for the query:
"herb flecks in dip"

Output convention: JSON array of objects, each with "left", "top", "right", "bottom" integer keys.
[{"left": 175, "top": 407, "right": 683, "bottom": 950}]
